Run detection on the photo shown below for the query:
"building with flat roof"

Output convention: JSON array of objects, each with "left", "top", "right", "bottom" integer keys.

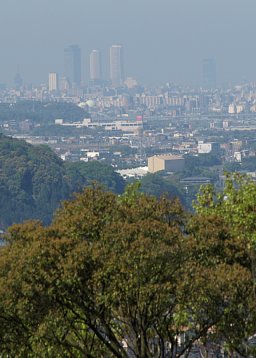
[
  {"left": 148, "top": 154, "right": 185, "bottom": 173},
  {"left": 110, "top": 44, "right": 124, "bottom": 87},
  {"left": 198, "top": 141, "right": 220, "bottom": 154},
  {"left": 202, "top": 58, "right": 216, "bottom": 89},
  {"left": 90, "top": 49, "right": 102, "bottom": 82},
  {"left": 48, "top": 72, "right": 58, "bottom": 92},
  {"left": 64, "top": 45, "right": 81, "bottom": 88}
]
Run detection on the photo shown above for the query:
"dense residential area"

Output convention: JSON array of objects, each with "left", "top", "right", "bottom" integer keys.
[{"left": 0, "top": 86, "right": 256, "bottom": 215}]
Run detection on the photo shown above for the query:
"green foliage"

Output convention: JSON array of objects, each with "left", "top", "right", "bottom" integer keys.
[
  {"left": 0, "top": 136, "right": 68, "bottom": 227},
  {"left": 139, "top": 172, "right": 185, "bottom": 204},
  {"left": 223, "top": 161, "right": 242, "bottom": 172},
  {"left": 0, "top": 136, "right": 124, "bottom": 229},
  {"left": 120, "top": 181, "right": 142, "bottom": 205},
  {"left": 224, "top": 157, "right": 256, "bottom": 173},
  {"left": 194, "top": 173, "right": 256, "bottom": 246},
  {"left": 0, "top": 185, "right": 254, "bottom": 356},
  {"left": 181, "top": 153, "right": 222, "bottom": 177},
  {"left": 193, "top": 173, "right": 256, "bottom": 355},
  {"left": 0, "top": 101, "right": 89, "bottom": 125},
  {"left": 65, "top": 161, "right": 125, "bottom": 194}
]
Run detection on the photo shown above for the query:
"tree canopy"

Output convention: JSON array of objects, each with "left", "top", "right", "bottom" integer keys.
[
  {"left": 139, "top": 172, "right": 185, "bottom": 204},
  {"left": 0, "top": 180, "right": 255, "bottom": 356},
  {"left": 0, "top": 135, "right": 125, "bottom": 229},
  {"left": 0, "top": 101, "right": 89, "bottom": 125}
]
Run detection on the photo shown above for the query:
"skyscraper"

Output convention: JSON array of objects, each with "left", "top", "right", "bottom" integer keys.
[
  {"left": 90, "top": 49, "right": 102, "bottom": 83},
  {"left": 14, "top": 72, "right": 23, "bottom": 90},
  {"left": 202, "top": 58, "right": 216, "bottom": 89},
  {"left": 64, "top": 45, "right": 81, "bottom": 88},
  {"left": 110, "top": 44, "right": 124, "bottom": 87},
  {"left": 48, "top": 72, "right": 59, "bottom": 92}
]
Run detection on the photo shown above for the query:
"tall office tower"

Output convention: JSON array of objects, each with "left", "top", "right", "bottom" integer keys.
[
  {"left": 90, "top": 49, "right": 102, "bottom": 82},
  {"left": 48, "top": 72, "right": 59, "bottom": 92},
  {"left": 110, "top": 44, "right": 124, "bottom": 87},
  {"left": 64, "top": 45, "right": 81, "bottom": 88},
  {"left": 202, "top": 58, "right": 216, "bottom": 89},
  {"left": 14, "top": 72, "right": 23, "bottom": 90}
]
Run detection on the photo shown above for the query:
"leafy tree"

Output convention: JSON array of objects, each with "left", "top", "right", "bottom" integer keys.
[
  {"left": 223, "top": 161, "right": 242, "bottom": 173},
  {"left": 194, "top": 173, "right": 256, "bottom": 249},
  {"left": 0, "top": 185, "right": 253, "bottom": 356},
  {"left": 139, "top": 173, "right": 185, "bottom": 204},
  {"left": 224, "top": 157, "right": 256, "bottom": 173},
  {"left": 193, "top": 173, "right": 256, "bottom": 355},
  {"left": 0, "top": 101, "right": 89, "bottom": 126},
  {"left": 0, "top": 136, "right": 125, "bottom": 228},
  {"left": 241, "top": 156, "right": 256, "bottom": 172},
  {"left": 181, "top": 154, "right": 222, "bottom": 178},
  {"left": 65, "top": 161, "right": 125, "bottom": 194}
]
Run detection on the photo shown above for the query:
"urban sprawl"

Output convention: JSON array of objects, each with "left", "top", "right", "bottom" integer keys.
[{"left": 1, "top": 45, "right": 256, "bottom": 191}]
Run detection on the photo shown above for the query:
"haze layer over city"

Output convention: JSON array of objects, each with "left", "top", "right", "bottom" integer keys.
[{"left": 1, "top": 0, "right": 256, "bottom": 86}]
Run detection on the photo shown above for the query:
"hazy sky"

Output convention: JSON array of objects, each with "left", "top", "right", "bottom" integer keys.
[{"left": 0, "top": 0, "right": 255, "bottom": 86}]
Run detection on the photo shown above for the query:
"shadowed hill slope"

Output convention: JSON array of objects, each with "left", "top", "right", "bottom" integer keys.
[{"left": 0, "top": 135, "right": 125, "bottom": 228}]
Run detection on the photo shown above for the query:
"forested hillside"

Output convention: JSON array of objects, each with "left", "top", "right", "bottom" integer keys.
[{"left": 0, "top": 135, "right": 125, "bottom": 228}]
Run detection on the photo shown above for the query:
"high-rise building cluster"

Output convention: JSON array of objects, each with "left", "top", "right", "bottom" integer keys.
[{"left": 48, "top": 44, "right": 125, "bottom": 93}]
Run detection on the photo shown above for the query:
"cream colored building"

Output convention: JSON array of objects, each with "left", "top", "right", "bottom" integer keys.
[
  {"left": 90, "top": 49, "right": 102, "bottom": 81},
  {"left": 48, "top": 72, "right": 58, "bottom": 92},
  {"left": 148, "top": 154, "right": 185, "bottom": 173},
  {"left": 115, "top": 120, "right": 143, "bottom": 134}
]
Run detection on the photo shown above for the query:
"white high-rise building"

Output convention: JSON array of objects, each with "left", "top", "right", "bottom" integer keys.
[
  {"left": 48, "top": 72, "right": 58, "bottom": 92},
  {"left": 90, "top": 50, "right": 102, "bottom": 82},
  {"left": 110, "top": 45, "right": 124, "bottom": 87}
]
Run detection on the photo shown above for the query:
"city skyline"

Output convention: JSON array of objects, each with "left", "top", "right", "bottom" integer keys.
[{"left": 1, "top": 0, "right": 256, "bottom": 86}]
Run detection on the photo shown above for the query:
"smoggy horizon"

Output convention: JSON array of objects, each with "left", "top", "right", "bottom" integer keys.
[{"left": 0, "top": 0, "right": 256, "bottom": 87}]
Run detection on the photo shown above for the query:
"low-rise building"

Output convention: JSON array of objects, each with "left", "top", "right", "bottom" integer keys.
[
  {"left": 198, "top": 141, "right": 220, "bottom": 154},
  {"left": 148, "top": 154, "right": 185, "bottom": 173}
]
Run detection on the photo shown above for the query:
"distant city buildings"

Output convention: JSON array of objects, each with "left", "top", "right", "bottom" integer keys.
[
  {"left": 48, "top": 72, "right": 59, "bottom": 92},
  {"left": 124, "top": 77, "right": 138, "bottom": 89},
  {"left": 202, "top": 58, "right": 216, "bottom": 89},
  {"left": 110, "top": 44, "right": 124, "bottom": 87},
  {"left": 198, "top": 141, "right": 220, "bottom": 154},
  {"left": 148, "top": 154, "right": 185, "bottom": 174},
  {"left": 90, "top": 49, "right": 102, "bottom": 83},
  {"left": 2, "top": 71, "right": 256, "bottom": 183},
  {"left": 14, "top": 72, "right": 23, "bottom": 90},
  {"left": 58, "top": 76, "right": 69, "bottom": 93},
  {"left": 64, "top": 45, "right": 81, "bottom": 88}
]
